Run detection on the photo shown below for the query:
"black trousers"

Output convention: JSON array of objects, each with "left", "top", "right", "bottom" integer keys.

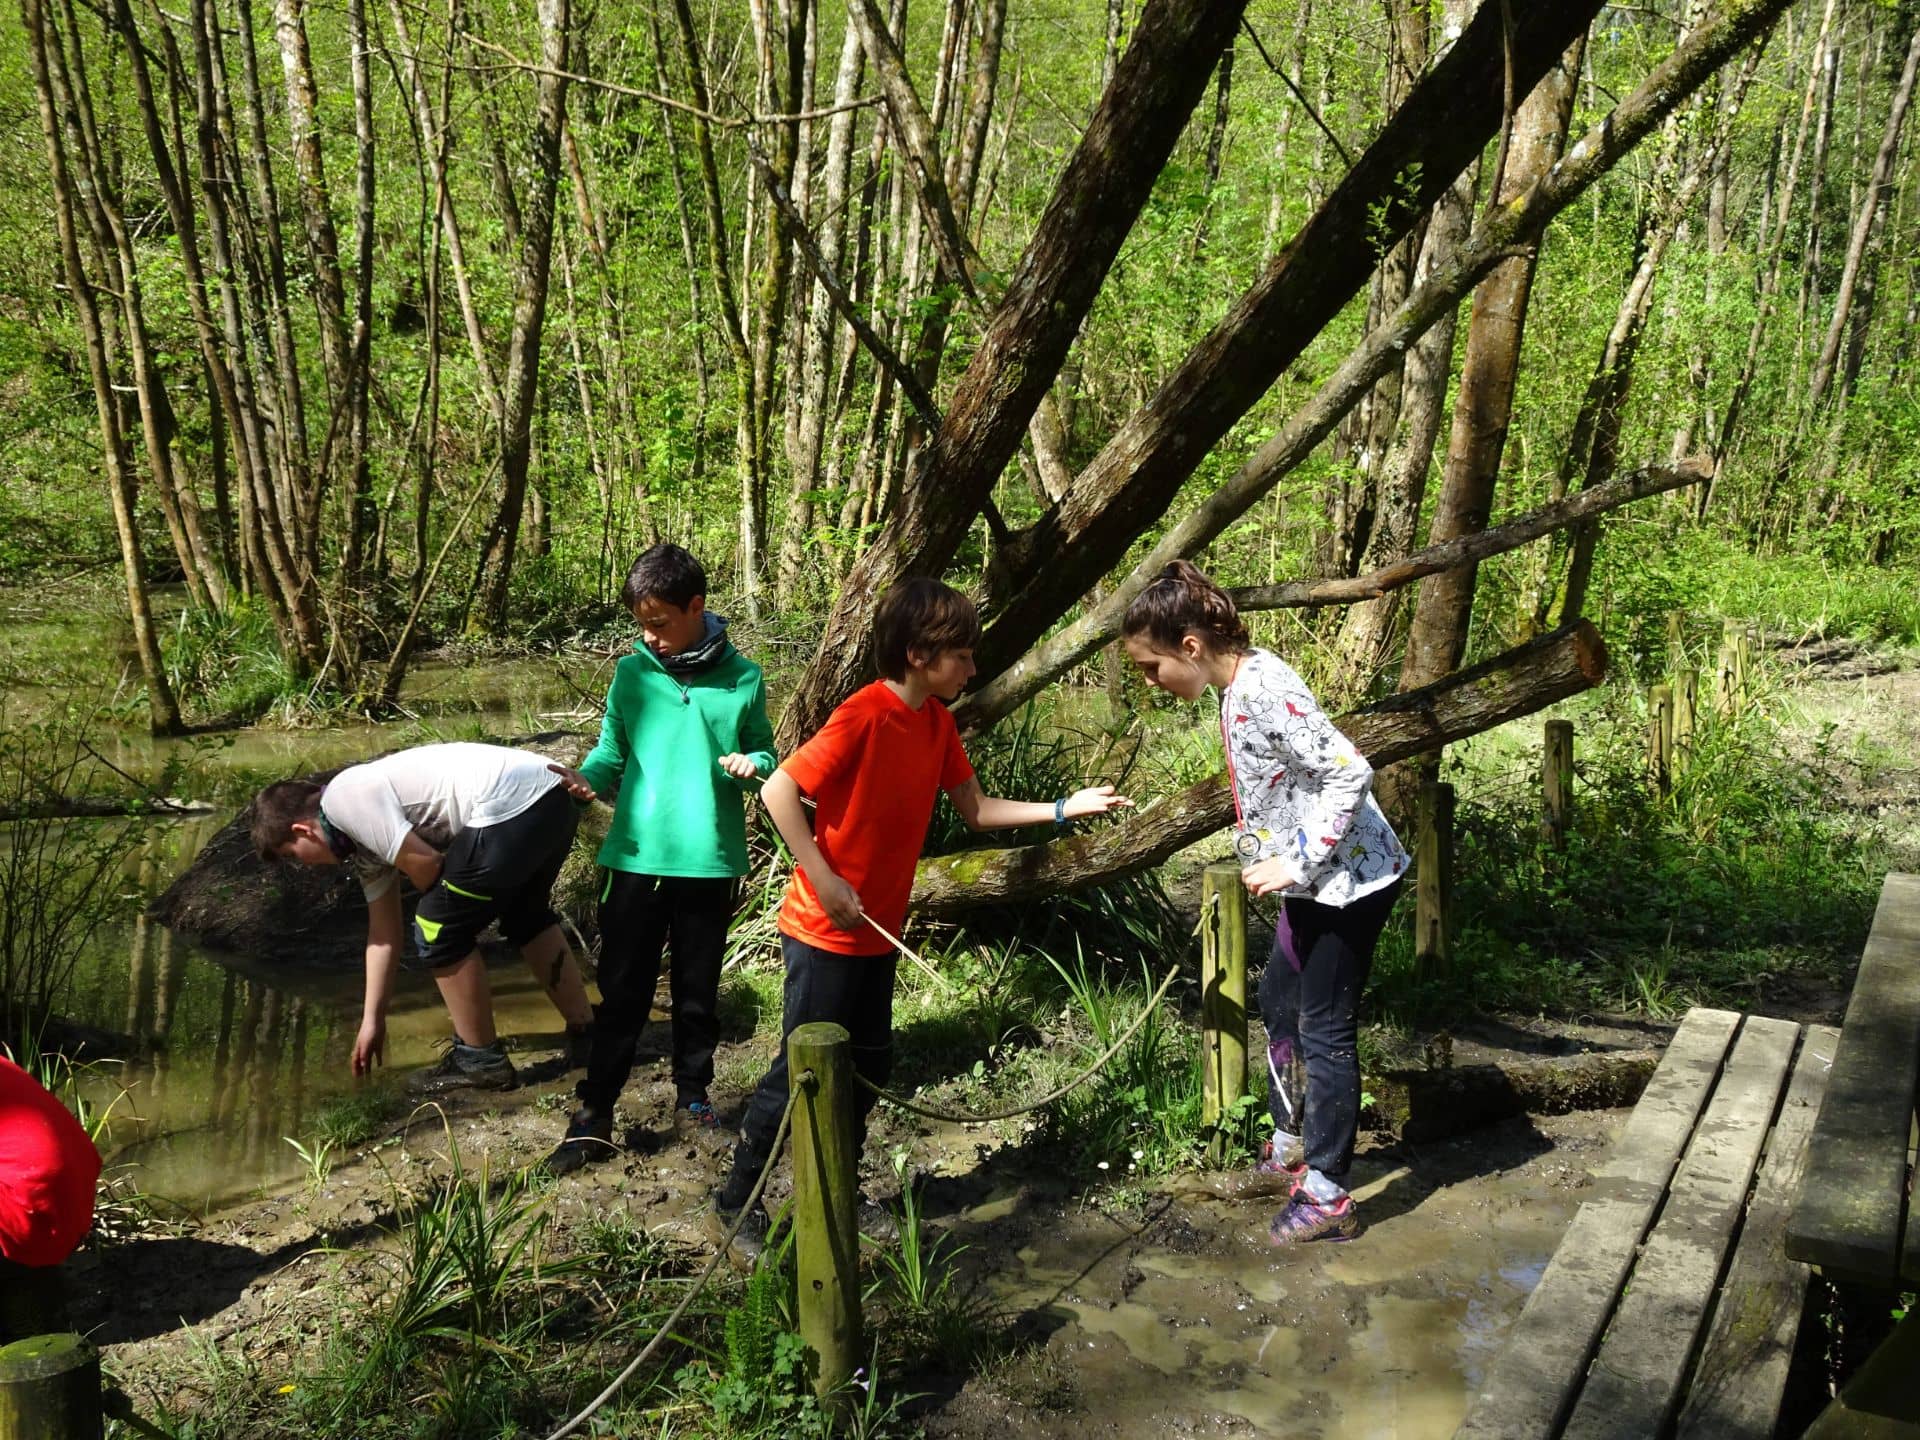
[
  {"left": 1258, "top": 880, "right": 1402, "bottom": 1184},
  {"left": 577, "top": 871, "right": 735, "bottom": 1113},
  {"left": 720, "top": 934, "right": 896, "bottom": 1207}
]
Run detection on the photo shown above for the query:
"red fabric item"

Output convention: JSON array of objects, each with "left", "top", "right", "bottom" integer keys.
[
  {"left": 776, "top": 682, "right": 974, "bottom": 955},
  {"left": 0, "top": 1055, "right": 101, "bottom": 1267}
]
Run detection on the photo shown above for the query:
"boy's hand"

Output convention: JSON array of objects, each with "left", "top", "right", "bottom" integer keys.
[
  {"left": 548, "top": 763, "right": 597, "bottom": 802},
  {"left": 1064, "top": 785, "right": 1135, "bottom": 820},
  {"left": 811, "top": 871, "right": 864, "bottom": 931},
  {"left": 352, "top": 1016, "right": 387, "bottom": 1076},
  {"left": 717, "top": 753, "right": 760, "bottom": 781},
  {"left": 1241, "top": 856, "right": 1304, "bottom": 898}
]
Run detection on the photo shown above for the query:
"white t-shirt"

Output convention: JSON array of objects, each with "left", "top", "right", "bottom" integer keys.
[{"left": 319, "top": 743, "right": 562, "bottom": 902}]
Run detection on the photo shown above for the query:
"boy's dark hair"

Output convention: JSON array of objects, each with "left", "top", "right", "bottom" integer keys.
[
  {"left": 1122, "top": 560, "right": 1250, "bottom": 656},
  {"left": 251, "top": 780, "right": 325, "bottom": 862},
  {"left": 872, "top": 578, "right": 981, "bottom": 681},
  {"left": 621, "top": 544, "right": 707, "bottom": 611}
]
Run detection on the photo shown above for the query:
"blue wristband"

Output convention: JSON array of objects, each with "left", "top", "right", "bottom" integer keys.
[{"left": 1054, "top": 796, "right": 1068, "bottom": 829}]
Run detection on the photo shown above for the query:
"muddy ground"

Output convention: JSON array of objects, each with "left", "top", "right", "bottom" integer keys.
[
  {"left": 77, "top": 1019, "right": 1625, "bottom": 1439},
  {"left": 79, "top": 648, "right": 1920, "bottom": 1436}
]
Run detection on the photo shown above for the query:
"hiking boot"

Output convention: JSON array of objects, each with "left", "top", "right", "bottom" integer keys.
[
  {"left": 857, "top": 1194, "right": 900, "bottom": 1245},
  {"left": 408, "top": 1037, "right": 519, "bottom": 1095},
  {"left": 542, "top": 1108, "right": 615, "bottom": 1177},
  {"left": 704, "top": 1189, "right": 773, "bottom": 1271},
  {"left": 672, "top": 1097, "right": 723, "bottom": 1139},
  {"left": 1267, "top": 1192, "right": 1358, "bottom": 1246}
]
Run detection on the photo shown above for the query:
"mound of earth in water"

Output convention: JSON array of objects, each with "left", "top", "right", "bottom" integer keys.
[{"left": 151, "top": 731, "right": 590, "bottom": 968}]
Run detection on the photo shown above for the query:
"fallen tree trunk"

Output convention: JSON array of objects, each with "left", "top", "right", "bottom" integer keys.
[
  {"left": 1367, "top": 1048, "right": 1659, "bottom": 1142},
  {"left": 911, "top": 620, "right": 1605, "bottom": 917}
]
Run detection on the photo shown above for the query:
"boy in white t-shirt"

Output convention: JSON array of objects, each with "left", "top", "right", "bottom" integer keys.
[{"left": 250, "top": 742, "right": 597, "bottom": 1093}]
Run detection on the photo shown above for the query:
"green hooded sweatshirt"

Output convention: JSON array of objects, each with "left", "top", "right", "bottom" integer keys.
[{"left": 577, "top": 619, "right": 776, "bottom": 878}]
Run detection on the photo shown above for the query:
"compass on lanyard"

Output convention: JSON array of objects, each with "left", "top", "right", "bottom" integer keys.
[{"left": 1233, "top": 829, "right": 1263, "bottom": 862}]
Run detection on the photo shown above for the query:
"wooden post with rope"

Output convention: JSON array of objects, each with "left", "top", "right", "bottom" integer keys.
[
  {"left": 1542, "top": 719, "right": 1574, "bottom": 848},
  {"left": 1671, "top": 667, "right": 1698, "bottom": 771},
  {"left": 787, "top": 1023, "right": 860, "bottom": 1405},
  {"left": 0, "top": 1333, "right": 102, "bottom": 1440},
  {"left": 1200, "top": 863, "right": 1248, "bottom": 1166},
  {"left": 1649, "top": 683, "right": 1675, "bottom": 798},
  {"left": 1415, "top": 782, "right": 1455, "bottom": 981}
]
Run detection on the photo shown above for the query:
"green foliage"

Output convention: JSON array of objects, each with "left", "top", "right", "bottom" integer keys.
[{"left": 1372, "top": 670, "right": 1890, "bottom": 1023}]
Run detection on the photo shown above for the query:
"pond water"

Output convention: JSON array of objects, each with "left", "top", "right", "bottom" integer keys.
[
  {"left": 52, "top": 810, "right": 586, "bottom": 1210},
  {"left": 4, "top": 616, "right": 600, "bottom": 1210}
]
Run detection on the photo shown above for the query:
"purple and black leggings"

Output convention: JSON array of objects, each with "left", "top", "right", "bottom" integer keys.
[{"left": 1258, "top": 880, "right": 1403, "bottom": 1186}]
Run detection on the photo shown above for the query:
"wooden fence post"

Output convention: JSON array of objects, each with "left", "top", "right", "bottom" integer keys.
[
  {"left": 1672, "top": 667, "right": 1698, "bottom": 769},
  {"left": 1716, "top": 618, "right": 1752, "bottom": 718},
  {"left": 1649, "top": 683, "right": 1674, "bottom": 797},
  {"left": 1416, "top": 781, "right": 1454, "bottom": 980},
  {"left": 1542, "top": 719, "right": 1574, "bottom": 848},
  {"left": 1666, "top": 609, "right": 1686, "bottom": 669},
  {"left": 0, "top": 1333, "right": 101, "bottom": 1440},
  {"left": 1200, "top": 861, "right": 1247, "bottom": 1166},
  {"left": 787, "top": 1022, "right": 860, "bottom": 1404}
]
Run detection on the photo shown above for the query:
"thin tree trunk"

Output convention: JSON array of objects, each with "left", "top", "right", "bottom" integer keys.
[
  {"left": 26, "top": 0, "right": 181, "bottom": 734},
  {"left": 777, "top": 13, "right": 866, "bottom": 602},
  {"left": 1329, "top": 0, "right": 1478, "bottom": 703},
  {"left": 1807, "top": 26, "right": 1920, "bottom": 412},
  {"left": 469, "top": 0, "right": 572, "bottom": 633},
  {"left": 1397, "top": 39, "right": 1582, "bottom": 694}
]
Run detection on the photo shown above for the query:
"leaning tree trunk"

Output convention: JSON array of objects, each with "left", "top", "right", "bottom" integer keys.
[
  {"left": 973, "top": 0, "right": 1606, "bottom": 687},
  {"left": 779, "top": 0, "right": 1253, "bottom": 746},
  {"left": 469, "top": 0, "right": 571, "bottom": 634},
  {"left": 912, "top": 621, "right": 1607, "bottom": 917},
  {"left": 954, "top": 0, "right": 1796, "bottom": 734}
]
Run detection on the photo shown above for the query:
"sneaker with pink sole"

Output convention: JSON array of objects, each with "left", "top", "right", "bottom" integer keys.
[{"left": 1267, "top": 1192, "right": 1358, "bottom": 1245}]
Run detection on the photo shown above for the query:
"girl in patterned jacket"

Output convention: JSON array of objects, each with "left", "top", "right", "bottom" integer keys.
[{"left": 1123, "top": 561, "right": 1408, "bottom": 1244}]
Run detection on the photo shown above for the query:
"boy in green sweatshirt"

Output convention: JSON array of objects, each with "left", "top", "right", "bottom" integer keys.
[{"left": 545, "top": 545, "right": 775, "bottom": 1173}]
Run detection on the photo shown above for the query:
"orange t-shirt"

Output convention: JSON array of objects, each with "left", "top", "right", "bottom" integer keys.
[{"left": 776, "top": 681, "right": 974, "bottom": 955}]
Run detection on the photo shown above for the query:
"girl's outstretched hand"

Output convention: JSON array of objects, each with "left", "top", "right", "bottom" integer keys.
[
  {"left": 1064, "top": 785, "right": 1135, "bottom": 820},
  {"left": 1241, "top": 856, "right": 1304, "bottom": 897}
]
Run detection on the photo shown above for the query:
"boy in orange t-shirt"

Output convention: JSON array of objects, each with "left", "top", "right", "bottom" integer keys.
[{"left": 710, "top": 579, "right": 1131, "bottom": 1253}]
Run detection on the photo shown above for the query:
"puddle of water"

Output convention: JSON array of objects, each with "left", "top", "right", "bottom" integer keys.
[
  {"left": 966, "top": 1136, "right": 1610, "bottom": 1438},
  {"left": 35, "top": 813, "right": 576, "bottom": 1210}
]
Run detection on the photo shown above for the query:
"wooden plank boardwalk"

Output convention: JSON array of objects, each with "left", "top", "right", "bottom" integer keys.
[{"left": 1455, "top": 1010, "right": 1835, "bottom": 1440}]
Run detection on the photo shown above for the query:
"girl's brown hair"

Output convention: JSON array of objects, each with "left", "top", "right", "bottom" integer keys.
[{"left": 1121, "top": 560, "right": 1250, "bottom": 656}]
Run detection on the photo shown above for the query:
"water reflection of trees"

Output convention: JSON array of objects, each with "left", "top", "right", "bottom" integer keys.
[{"left": 109, "top": 816, "right": 345, "bottom": 1187}]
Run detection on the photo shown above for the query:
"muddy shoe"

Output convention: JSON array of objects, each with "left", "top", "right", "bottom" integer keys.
[
  {"left": 1267, "top": 1193, "right": 1358, "bottom": 1246},
  {"left": 672, "top": 1098, "right": 723, "bottom": 1140},
  {"left": 1244, "top": 1136, "right": 1308, "bottom": 1196},
  {"left": 704, "top": 1192, "right": 773, "bottom": 1271},
  {"left": 856, "top": 1194, "right": 900, "bottom": 1245},
  {"left": 543, "top": 1108, "right": 615, "bottom": 1177},
  {"left": 408, "top": 1037, "right": 519, "bottom": 1095}
]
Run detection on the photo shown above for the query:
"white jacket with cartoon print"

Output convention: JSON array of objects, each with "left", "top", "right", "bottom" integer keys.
[{"left": 1221, "top": 649, "right": 1408, "bottom": 906}]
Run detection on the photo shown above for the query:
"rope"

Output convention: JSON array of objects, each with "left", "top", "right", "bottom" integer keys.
[
  {"left": 539, "top": 1087, "right": 800, "bottom": 1440},
  {"left": 857, "top": 958, "right": 1185, "bottom": 1124},
  {"left": 857, "top": 908, "right": 954, "bottom": 992},
  {"left": 853, "top": 897, "right": 1217, "bottom": 1125}
]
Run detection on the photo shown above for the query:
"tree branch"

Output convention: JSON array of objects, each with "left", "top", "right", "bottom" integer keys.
[
  {"left": 1227, "top": 457, "right": 1708, "bottom": 614},
  {"left": 912, "top": 620, "right": 1607, "bottom": 917}
]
